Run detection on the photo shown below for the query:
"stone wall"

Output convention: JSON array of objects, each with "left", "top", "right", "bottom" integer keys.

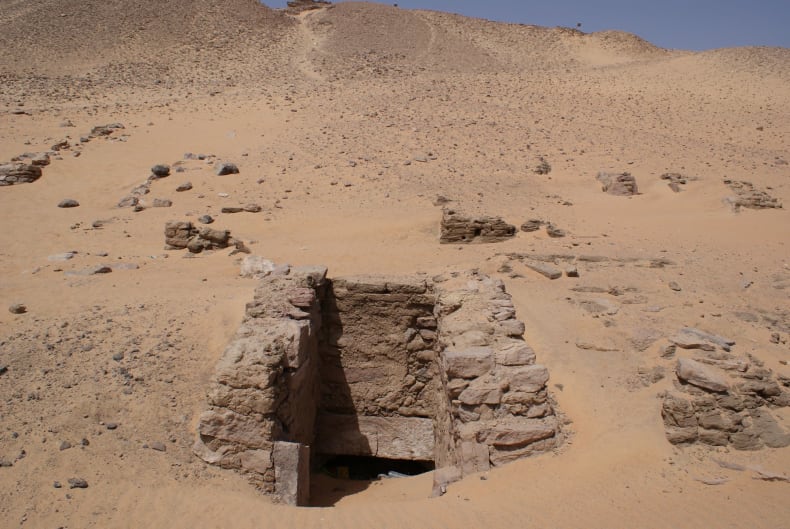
[{"left": 194, "top": 267, "right": 562, "bottom": 505}]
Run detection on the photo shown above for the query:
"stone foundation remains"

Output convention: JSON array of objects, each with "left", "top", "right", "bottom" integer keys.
[
  {"left": 440, "top": 209, "right": 516, "bottom": 244},
  {"left": 661, "top": 328, "right": 790, "bottom": 450},
  {"left": 194, "top": 268, "right": 562, "bottom": 505}
]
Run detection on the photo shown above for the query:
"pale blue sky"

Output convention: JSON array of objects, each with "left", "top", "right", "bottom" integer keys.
[{"left": 263, "top": 0, "right": 790, "bottom": 51}]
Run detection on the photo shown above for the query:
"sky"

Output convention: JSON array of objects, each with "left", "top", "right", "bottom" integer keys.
[{"left": 262, "top": 0, "right": 790, "bottom": 51}]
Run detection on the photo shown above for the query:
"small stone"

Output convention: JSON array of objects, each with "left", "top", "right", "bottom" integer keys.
[
  {"left": 149, "top": 441, "right": 166, "bottom": 452},
  {"left": 565, "top": 266, "right": 579, "bottom": 278},
  {"left": 176, "top": 182, "right": 192, "bottom": 192},
  {"left": 243, "top": 203, "right": 262, "bottom": 213},
  {"left": 68, "top": 478, "right": 88, "bottom": 489},
  {"left": 215, "top": 162, "right": 239, "bottom": 176},
  {"left": 546, "top": 224, "right": 566, "bottom": 238},
  {"left": 151, "top": 164, "right": 171, "bottom": 178},
  {"left": 53, "top": 481, "right": 62, "bottom": 488},
  {"left": 8, "top": 303, "right": 27, "bottom": 314},
  {"left": 118, "top": 195, "right": 139, "bottom": 208},
  {"left": 59, "top": 441, "right": 72, "bottom": 451},
  {"left": 58, "top": 199, "right": 80, "bottom": 208},
  {"left": 520, "top": 219, "right": 543, "bottom": 232},
  {"left": 152, "top": 198, "right": 173, "bottom": 208},
  {"left": 221, "top": 207, "right": 244, "bottom": 214},
  {"left": 48, "top": 252, "right": 76, "bottom": 261},
  {"left": 0, "top": 365, "right": 7, "bottom": 376},
  {"left": 669, "top": 281, "right": 682, "bottom": 292},
  {"left": 112, "top": 352, "right": 124, "bottom": 362},
  {"left": 198, "top": 215, "right": 214, "bottom": 224},
  {"left": 105, "top": 422, "right": 118, "bottom": 430}
]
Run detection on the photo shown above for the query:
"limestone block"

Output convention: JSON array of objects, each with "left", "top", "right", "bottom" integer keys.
[
  {"left": 507, "top": 365, "right": 550, "bottom": 393},
  {"left": 444, "top": 347, "right": 493, "bottom": 379},
  {"left": 495, "top": 342, "right": 536, "bottom": 366},
  {"left": 197, "top": 409, "right": 275, "bottom": 450},
  {"left": 273, "top": 442, "right": 310, "bottom": 506},
  {"left": 676, "top": 358, "right": 730, "bottom": 393},
  {"left": 458, "top": 380, "right": 503, "bottom": 406},
  {"left": 314, "top": 413, "right": 434, "bottom": 461},
  {"left": 482, "top": 417, "right": 558, "bottom": 448},
  {"left": 459, "top": 441, "right": 491, "bottom": 475}
]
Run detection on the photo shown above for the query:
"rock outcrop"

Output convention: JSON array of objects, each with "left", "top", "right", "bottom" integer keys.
[{"left": 440, "top": 209, "right": 516, "bottom": 244}]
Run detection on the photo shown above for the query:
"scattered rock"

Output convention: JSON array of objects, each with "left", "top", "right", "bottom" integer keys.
[
  {"left": 597, "top": 172, "right": 639, "bottom": 196},
  {"left": 105, "top": 422, "right": 118, "bottom": 430},
  {"left": 545, "top": 224, "right": 566, "bottom": 238},
  {"left": 565, "top": 266, "right": 579, "bottom": 278},
  {"left": 176, "top": 182, "right": 193, "bottom": 192},
  {"left": 8, "top": 303, "right": 27, "bottom": 314},
  {"left": 524, "top": 261, "right": 562, "bottom": 280},
  {"left": 48, "top": 252, "right": 76, "bottom": 261},
  {"left": 520, "top": 219, "right": 543, "bottom": 232},
  {"left": 0, "top": 163, "right": 42, "bottom": 186},
  {"left": 198, "top": 215, "right": 214, "bottom": 225},
  {"left": 240, "top": 256, "right": 276, "bottom": 278},
  {"left": 668, "top": 281, "right": 682, "bottom": 292},
  {"left": 152, "top": 198, "right": 173, "bottom": 208},
  {"left": 149, "top": 441, "right": 167, "bottom": 452},
  {"left": 151, "top": 164, "right": 171, "bottom": 178},
  {"left": 243, "top": 203, "right": 262, "bottom": 213},
  {"left": 215, "top": 162, "right": 239, "bottom": 176},
  {"left": 724, "top": 180, "right": 782, "bottom": 211},
  {"left": 58, "top": 199, "right": 80, "bottom": 208},
  {"left": 533, "top": 157, "right": 551, "bottom": 175},
  {"left": 221, "top": 207, "right": 244, "bottom": 214},
  {"left": 164, "top": 221, "right": 234, "bottom": 253},
  {"left": 59, "top": 441, "right": 72, "bottom": 451},
  {"left": 117, "top": 195, "right": 139, "bottom": 208},
  {"left": 89, "top": 123, "right": 124, "bottom": 138},
  {"left": 0, "top": 365, "right": 7, "bottom": 376},
  {"left": 67, "top": 478, "right": 88, "bottom": 489}
]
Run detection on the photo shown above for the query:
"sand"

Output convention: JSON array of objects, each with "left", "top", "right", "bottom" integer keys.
[{"left": 1, "top": 1, "right": 789, "bottom": 527}]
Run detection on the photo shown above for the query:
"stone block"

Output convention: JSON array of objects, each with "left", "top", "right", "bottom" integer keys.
[
  {"left": 495, "top": 342, "right": 536, "bottom": 366},
  {"left": 444, "top": 347, "right": 493, "bottom": 379},
  {"left": 676, "top": 358, "right": 730, "bottom": 393},
  {"left": 273, "top": 442, "right": 310, "bottom": 506},
  {"left": 507, "top": 365, "right": 550, "bottom": 392}
]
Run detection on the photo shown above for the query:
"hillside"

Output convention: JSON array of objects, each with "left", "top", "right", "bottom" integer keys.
[{"left": 1, "top": 2, "right": 789, "bottom": 528}]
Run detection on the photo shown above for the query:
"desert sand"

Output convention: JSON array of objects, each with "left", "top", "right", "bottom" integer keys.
[{"left": 1, "top": 1, "right": 789, "bottom": 527}]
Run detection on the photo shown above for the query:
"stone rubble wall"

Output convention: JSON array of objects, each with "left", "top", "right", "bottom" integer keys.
[{"left": 434, "top": 272, "right": 561, "bottom": 476}]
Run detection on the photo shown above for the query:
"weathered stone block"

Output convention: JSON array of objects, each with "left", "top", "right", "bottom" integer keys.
[
  {"left": 507, "top": 365, "right": 550, "bottom": 393},
  {"left": 444, "top": 347, "right": 494, "bottom": 379}
]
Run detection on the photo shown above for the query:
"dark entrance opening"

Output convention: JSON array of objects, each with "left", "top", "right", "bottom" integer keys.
[{"left": 319, "top": 455, "right": 435, "bottom": 481}]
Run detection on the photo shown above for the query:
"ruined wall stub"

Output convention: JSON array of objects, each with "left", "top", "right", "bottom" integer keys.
[{"left": 193, "top": 267, "right": 563, "bottom": 505}]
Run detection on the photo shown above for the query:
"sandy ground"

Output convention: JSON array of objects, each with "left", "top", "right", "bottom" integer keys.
[{"left": 1, "top": 2, "right": 789, "bottom": 528}]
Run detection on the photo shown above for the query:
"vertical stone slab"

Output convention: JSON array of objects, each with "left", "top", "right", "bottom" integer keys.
[{"left": 273, "top": 441, "right": 310, "bottom": 506}]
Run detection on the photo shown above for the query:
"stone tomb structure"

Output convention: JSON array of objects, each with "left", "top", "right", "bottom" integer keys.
[{"left": 194, "top": 267, "right": 562, "bottom": 505}]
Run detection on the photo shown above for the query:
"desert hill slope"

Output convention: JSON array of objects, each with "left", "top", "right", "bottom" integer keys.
[{"left": 1, "top": 1, "right": 789, "bottom": 528}]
